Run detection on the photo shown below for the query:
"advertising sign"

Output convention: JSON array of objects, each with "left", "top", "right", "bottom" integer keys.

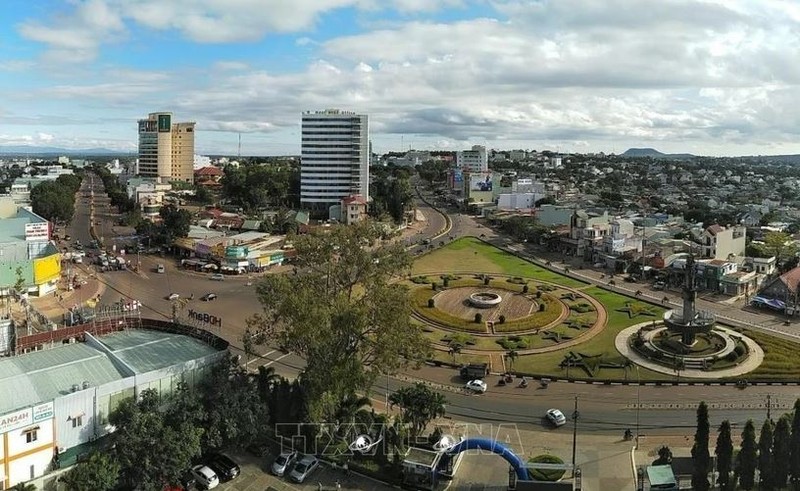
[
  {"left": 158, "top": 114, "right": 171, "bottom": 132},
  {"left": 25, "top": 222, "right": 49, "bottom": 241},
  {"left": 187, "top": 309, "right": 222, "bottom": 328},
  {"left": 33, "top": 402, "right": 54, "bottom": 423},
  {"left": 0, "top": 402, "right": 53, "bottom": 434},
  {"left": 469, "top": 173, "right": 493, "bottom": 192},
  {"left": 225, "top": 246, "right": 249, "bottom": 259}
]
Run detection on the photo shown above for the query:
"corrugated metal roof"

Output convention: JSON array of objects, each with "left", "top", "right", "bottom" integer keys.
[
  {"left": 100, "top": 330, "right": 219, "bottom": 374},
  {"left": 0, "top": 343, "right": 125, "bottom": 415}
]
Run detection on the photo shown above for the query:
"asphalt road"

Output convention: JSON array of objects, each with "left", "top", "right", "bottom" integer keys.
[{"left": 65, "top": 176, "right": 799, "bottom": 438}]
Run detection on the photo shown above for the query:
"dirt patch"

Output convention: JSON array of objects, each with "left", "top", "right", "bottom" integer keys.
[{"left": 433, "top": 287, "right": 536, "bottom": 322}]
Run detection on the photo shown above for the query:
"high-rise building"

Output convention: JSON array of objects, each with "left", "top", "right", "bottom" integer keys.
[
  {"left": 456, "top": 145, "right": 488, "bottom": 172},
  {"left": 137, "top": 112, "right": 196, "bottom": 183},
  {"left": 300, "top": 109, "right": 369, "bottom": 210}
]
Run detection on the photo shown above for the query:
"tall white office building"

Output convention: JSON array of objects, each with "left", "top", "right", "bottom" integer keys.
[
  {"left": 137, "top": 112, "right": 195, "bottom": 183},
  {"left": 456, "top": 145, "right": 488, "bottom": 172},
  {"left": 301, "top": 109, "right": 369, "bottom": 210}
]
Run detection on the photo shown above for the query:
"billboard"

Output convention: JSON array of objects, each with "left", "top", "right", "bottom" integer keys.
[
  {"left": 34, "top": 254, "right": 61, "bottom": 284},
  {"left": 158, "top": 114, "right": 171, "bottom": 132},
  {"left": 25, "top": 222, "right": 49, "bottom": 241},
  {"left": 469, "top": 173, "right": 493, "bottom": 192}
]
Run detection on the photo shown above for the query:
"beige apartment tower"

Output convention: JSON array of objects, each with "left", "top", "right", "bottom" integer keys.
[{"left": 137, "top": 112, "right": 195, "bottom": 183}]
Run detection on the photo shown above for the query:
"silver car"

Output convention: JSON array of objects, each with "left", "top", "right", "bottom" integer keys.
[
  {"left": 288, "top": 455, "right": 319, "bottom": 483},
  {"left": 271, "top": 450, "right": 299, "bottom": 477}
]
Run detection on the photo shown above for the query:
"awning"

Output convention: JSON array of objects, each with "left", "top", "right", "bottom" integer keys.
[{"left": 22, "top": 425, "right": 40, "bottom": 433}]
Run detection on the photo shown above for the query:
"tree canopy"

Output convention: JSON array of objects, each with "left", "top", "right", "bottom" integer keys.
[
  {"left": 389, "top": 382, "right": 447, "bottom": 439},
  {"left": 248, "top": 220, "right": 431, "bottom": 422},
  {"left": 60, "top": 451, "right": 120, "bottom": 491},
  {"left": 30, "top": 174, "right": 82, "bottom": 224},
  {"left": 220, "top": 162, "right": 300, "bottom": 211}
]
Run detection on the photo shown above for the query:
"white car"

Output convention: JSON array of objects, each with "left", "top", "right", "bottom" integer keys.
[
  {"left": 546, "top": 408, "right": 567, "bottom": 427},
  {"left": 167, "top": 293, "right": 180, "bottom": 301},
  {"left": 271, "top": 450, "right": 299, "bottom": 476},
  {"left": 465, "top": 379, "right": 488, "bottom": 393},
  {"left": 210, "top": 273, "right": 225, "bottom": 281},
  {"left": 190, "top": 464, "right": 219, "bottom": 489},
  {"left": 288, "top": 455, "right": 319, "bottom": 483}
]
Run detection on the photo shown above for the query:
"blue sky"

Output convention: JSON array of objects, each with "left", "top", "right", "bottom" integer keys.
[{"left": 3, "top": 0, "right": 800, "bottom": 156}]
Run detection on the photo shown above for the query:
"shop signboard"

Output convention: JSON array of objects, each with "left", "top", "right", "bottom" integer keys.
[{"left": 25, "top": 222, "right": 49, "bottom": 241}]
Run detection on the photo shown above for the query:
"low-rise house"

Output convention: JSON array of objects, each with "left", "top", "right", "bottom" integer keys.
[{"left": 700, "top": 224, "right": 746, "bottom": 261}]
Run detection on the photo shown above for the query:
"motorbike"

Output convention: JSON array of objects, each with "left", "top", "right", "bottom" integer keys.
[
  {"left": 518, "top": 380, "right": 528, "bottom": 388},
  {"left": 624, "top": 429, "right": 633, "bottom": 441}
]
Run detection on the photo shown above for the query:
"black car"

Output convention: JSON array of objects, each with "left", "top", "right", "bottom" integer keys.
[{"left": 205, "top": 453, "right": 240, "bottom": 481}]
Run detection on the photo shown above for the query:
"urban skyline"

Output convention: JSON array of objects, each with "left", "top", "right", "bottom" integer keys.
[{"left": 3, "top": 1, "right": 800, "bottom": 156}]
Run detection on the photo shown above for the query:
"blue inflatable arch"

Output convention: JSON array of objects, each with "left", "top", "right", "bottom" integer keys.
[{"left": 445, "top": 437, "right": 529, "bottom": 480}]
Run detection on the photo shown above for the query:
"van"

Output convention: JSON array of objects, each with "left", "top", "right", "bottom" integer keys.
[
  {"left": 459, "top": 363, "right": 489, "bottom": 381},
  {"left": 157, "top": 264, "right": 165, "bottom": 274}
]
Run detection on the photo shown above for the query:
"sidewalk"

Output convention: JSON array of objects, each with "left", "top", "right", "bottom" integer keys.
[{"left": 29, "top": 267, "right": 106, "bottom": 322}]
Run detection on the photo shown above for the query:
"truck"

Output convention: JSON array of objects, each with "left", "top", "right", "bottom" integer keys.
[{"left": 459, "top": 363, "right": 489, "bottom": 381}]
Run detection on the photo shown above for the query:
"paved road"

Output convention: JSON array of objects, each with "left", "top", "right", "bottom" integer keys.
[{"left": 65, "top": 176, "right": 800, "bottom": 440}]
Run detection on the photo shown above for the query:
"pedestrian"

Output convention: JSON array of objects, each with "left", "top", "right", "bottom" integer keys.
[
  {"left": 336, "top": 481, "right": 341, "bottom": 490},
  {"left": 317, "top": 483, "right": 323, "bottom": 491}
]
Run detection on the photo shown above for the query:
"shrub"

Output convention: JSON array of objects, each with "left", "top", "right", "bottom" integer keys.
[
  {"left": 411, "top": 276, "right": 429, "bottom": 284},
  {"left": 726, "top": 351, "right": 738, "bottom": 362},
  {"left": 539, "top": 304, "right": 546, "bottom": 312},
  {"left": 734, "top": 343, "right": 747, "bottom": 357},
  {"left": 443, "top": 278, "right": 450, "bottom": 287},
  {"left": 483, "top": 277, "right": 490, "bottom": 286},
  {"left": 427, "top": 298, "right": 435, "bottom": 308},
  {"left": 522, "top": 284, "right": 529, "bottom": 293},
  {"left": 498, "top": 315, "right": 506, "bottom": 324},
  {"left": 474, "top": 313, "right": 483, "bottom": 323},
  {"left": 536, "top": 291, "right": 542, "bottom": 298},
  {"left": 431, "top": 282, "right": 437, "bottom": 291},
  {"left": 655, "top": 446, "right": 673, "bottom": 465}
]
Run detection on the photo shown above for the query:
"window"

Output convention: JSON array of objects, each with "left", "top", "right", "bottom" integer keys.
[
  {"left": 25, "top": 429, "right": 38, "bottom": 443},
  {"left": 71, "top": 415, "right": 83, "bottom": 428}
]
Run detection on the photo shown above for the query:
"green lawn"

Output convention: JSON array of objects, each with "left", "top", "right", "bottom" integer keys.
[
  {"left": 744, "top": 330, "right": 800, "bottom": 380},
  {"left": 413, "top": 237, "right": 587, "bottom": 288}
]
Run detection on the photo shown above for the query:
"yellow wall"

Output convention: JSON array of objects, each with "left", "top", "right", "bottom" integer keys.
[{"left": 33, "top": 254, "right": 60, "bottom": 284}]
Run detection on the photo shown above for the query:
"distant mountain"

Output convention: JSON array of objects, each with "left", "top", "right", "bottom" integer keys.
[
  {"left": 621, "top": 148, "right": 695, "bottom": 159},
  {"left": 0, "top": 145, "right": 129, "bottom": 156}
]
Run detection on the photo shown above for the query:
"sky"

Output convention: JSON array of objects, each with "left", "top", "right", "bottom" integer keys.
[{"left": 3, "top": 0, "right": 800, "bottom": 156}]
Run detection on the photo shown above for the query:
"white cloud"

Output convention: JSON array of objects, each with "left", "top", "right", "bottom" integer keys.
[{"left": 14, "top": 0, "right": 800, "bottom": 154}]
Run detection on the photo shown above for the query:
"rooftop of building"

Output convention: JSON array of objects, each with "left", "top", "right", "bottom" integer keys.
[
  {"left": 194, "top": 166, "right": 222, "bottom": 176},
  {"left": 0, "top": 328, "right": 221, "bottom": 416}
]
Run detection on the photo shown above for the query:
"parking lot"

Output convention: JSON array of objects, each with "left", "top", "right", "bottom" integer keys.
[{"left": 216, "top": 452, "right": 395, "bottom": 491}]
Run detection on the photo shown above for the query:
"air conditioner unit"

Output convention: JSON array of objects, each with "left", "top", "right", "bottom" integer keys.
[
  {"left": 82, "top": 381, "right": 91, "bottom": 390},
  {"left": 71, "top": 384, "right": 80, "bottom": 393},
  {"left": 58, "top": 447, "right": 65, "bottom": 454}
]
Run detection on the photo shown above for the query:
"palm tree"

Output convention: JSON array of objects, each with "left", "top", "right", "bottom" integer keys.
[
  {"left": 389, "top": 383, "right": 447, "bottom": 439},
  {"left": 506, "top": 350, "right": 519, "bottom": 371},
  {"left": 449, "top": 343, "right": 462, "bottom": 363}
]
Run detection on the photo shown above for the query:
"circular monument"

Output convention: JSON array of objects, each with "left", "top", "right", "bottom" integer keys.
[{"left": 469, "top": 292, "right": 503, "bottom": 308}]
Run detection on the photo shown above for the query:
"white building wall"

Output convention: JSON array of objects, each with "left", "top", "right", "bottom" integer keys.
[
  {"left": 53, "top": 389, "right": 97, "bottom": 450},
  {"left": 5, "top": 418, "right": 54, "bottom": 487},
  {"left": 456, "top": 145, "right": 488, "bottom": 173}
]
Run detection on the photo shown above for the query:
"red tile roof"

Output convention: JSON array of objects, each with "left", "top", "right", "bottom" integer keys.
[
  {"left": 342, "top": 194, "right": 368, "bottom": 205},
  {"left": 194, "top": 166, "right": 223, "bottom": 176},
  {"left": 706, "top": 224, "right": 724, "bottom": 235},
  {"left": 780, "top": 266, "right": 800, "bottom": 293}
]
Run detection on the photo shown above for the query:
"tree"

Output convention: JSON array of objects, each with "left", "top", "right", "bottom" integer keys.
[
  {"left": 247, "top": 221, "right": 431, "bottom": 422},
  {"left": 159, "top": 204, "right": 191, "bottom": 239},
  {"left": 774, "top": 415, "right": 791, "bottom": 488},
  {"left": 737, "top": 419, "right": 758, "bottom": 490},
  {"left": 10, "top": 483, "right": 36, "bottom": 491},
  {"left": 61, "top": 451, "right": 120, "bottom": 491},
  {"left": 194, "top": 185, "right": 212, "bottom": 204},
  {"left": 791, "top": 399, "right": 800, "bottom": 488},
  {"left": 13, "top": 266, "right": 25, "bottom": 294},
  {"left": 448, "top": 343, "right": 462, "bottom": 362},
  {"left": 506, "top": 350, "right": 519, "bottom": 371},
  {"left": 199, "top": 353, "right": 268, "bottom": 450},
  {"left": 30, "top": 180, "right": 74, "bottom": 224},
  {"left": 716, "top": 420, "right": 734, "bottom": 491},
  {"left": 759, "top": 419, "right": 775, "bottom": 490},
  {"left": 111, "top": 389, "right": 203, "bottom": 490},
  {"left": 389, "top": 382, "right": 447, "bottom": 439},
  {"left": 691, "top": 401, "right": 711, "bottom": 491},
  {"left": 764, "top": 231, "right": 797, "bottom": 264}
]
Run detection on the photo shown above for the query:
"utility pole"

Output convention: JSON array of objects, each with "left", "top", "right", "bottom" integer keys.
[{"left": 572, "top": 395, "right": 579, "bottom": 478}]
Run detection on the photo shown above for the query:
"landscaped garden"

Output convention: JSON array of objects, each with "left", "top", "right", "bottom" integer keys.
[{"left": 408, "top": 237, "right": 800, "bottom": 382}]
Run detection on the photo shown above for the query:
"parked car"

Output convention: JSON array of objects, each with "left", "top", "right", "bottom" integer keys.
[
  {"left": 178, "top": 470, "right": 197, "bottom": 490},
  {"left": 210, "top": 273, "right": 225, "bottom": 281},
  {"left": 271, "top": 450, "right": 299, "bottom": 477},
  {"left": 167, "top": 293, "right": 180, "bottom": 301},
  {"left": 653, "top": 281, "right": 666, "bottom": 290},
  {"left": 190, "top": 465, "right": 219, "bottom": 489},
  {"left": 288, "top": 455, "right": 320, "bottom": 483},
  {"left": 546, "top": 408, "right": 567, "bottom": 427},
  {"left": 205, "top": 453, "right": 240, "bottom": 482},
  {"left": 624, "top": 276, "right": 638, "bottom": 283},
  {"left": 201, "top": 293, "right": 218, "bottom": 302},
  {"left": 465, "top": 379, "right": 488, "bottom": 393}
]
